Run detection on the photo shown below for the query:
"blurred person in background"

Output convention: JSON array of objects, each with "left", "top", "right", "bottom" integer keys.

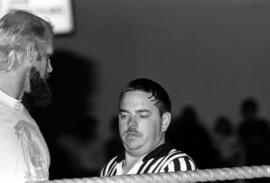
[
  {"left": 237, "top": 97, "right": 270, "bottom": 183},
  {"left": 213, "top": 116, "right": 243, "bottom": 168}
]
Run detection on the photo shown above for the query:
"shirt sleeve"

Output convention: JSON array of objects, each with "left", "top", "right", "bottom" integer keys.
[{"left": 162, "top": 156, "right": 197, "bottom": 172}]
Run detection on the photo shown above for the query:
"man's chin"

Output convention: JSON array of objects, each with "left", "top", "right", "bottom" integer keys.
[
  {"left": 124, "top": 140, "right": 143, "bottom": 151},
  {"left": 125, "top": 144, "right": 148, "bottom": 157}
]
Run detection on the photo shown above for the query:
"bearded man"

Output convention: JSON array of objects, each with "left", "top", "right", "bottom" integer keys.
[{"left": 0, "top": 10, "right": 54, "bottom": 183}]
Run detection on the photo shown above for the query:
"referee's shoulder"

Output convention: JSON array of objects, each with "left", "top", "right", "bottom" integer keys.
[
  {"left": 165, "top": 148, "right": 197, "bottom": 170},
  {"left": 100, "top": 156, "right": 119, "bottom": 176}
]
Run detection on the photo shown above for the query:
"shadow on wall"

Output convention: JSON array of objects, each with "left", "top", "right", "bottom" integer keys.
[
  {"left": 237, "top": 97, "right": 270, "bottom": 183},
  {"left": 24, "top": 50, "right": 102, "bottom": 179},
  {"left": 167, "top": 99, "right": 270, "bottom": 183},
  {"left": 104, "top": 115, "right": 124, "bottom": 162},
  {"left": 166, "top": 106, "right": 219, "bottom": 169}
]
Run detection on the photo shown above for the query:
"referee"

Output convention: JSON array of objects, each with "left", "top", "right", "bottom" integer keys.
[{"left": 101, "top": 78, "right": 197, "bottom": 176}]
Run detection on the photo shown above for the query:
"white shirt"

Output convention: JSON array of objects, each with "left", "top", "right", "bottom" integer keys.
[{"left": 0, "top": 90, "right": 50, "bottom": 183}]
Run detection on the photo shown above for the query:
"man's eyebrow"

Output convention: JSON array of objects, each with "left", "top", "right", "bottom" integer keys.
[
  {"left": 136, "top": 109, "right": 151, "bottom": 113},
  {"left": 119, "top": 109, "right": 129, "bottom": 113}
]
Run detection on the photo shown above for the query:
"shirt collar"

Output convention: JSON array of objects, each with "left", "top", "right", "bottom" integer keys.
[
  {"left": 0, "top": 90, "right": 23, "bottom": 110},
  {"left": 116, "top": 142, "right": 173, "bottom": 163},
  {"left": 142, "top": 142, "right": 172, "bottom": 162}
]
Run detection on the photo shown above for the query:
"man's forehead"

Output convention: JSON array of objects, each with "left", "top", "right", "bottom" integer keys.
[
  {"left": 120, "top": 91, "right": 159, "bottom": 109},
  {"left": 122, "top": 91, "right": 151, "bottom": 101}
]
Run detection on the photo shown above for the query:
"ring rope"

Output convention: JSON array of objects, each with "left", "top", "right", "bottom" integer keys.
[{"left": 47, "top": 165, "right": 270, "bottom": 183}]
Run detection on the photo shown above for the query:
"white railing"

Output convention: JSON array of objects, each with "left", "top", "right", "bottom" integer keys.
[{"left": 45, "top": 165, "right": 270, "bottom": 183}]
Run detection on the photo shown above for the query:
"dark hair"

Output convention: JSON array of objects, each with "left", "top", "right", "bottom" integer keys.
[
  {"left": 241, "top": 97, "right": 258, "bottom": 116},
  {"left": 119, "top": 78, "right": 171, "bottom": 114}
]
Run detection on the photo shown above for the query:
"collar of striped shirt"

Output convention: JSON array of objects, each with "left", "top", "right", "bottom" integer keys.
[{"left": 115, "top": 142, "right": 176, "bottom": 163}]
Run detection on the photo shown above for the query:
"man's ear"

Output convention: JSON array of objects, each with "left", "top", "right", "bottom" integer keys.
[
  {"left": 5, "top": 50, "right": 17, "bottom": 71},
  {"left": 161, "top": 112, "right": 171, "bottom": 132}
]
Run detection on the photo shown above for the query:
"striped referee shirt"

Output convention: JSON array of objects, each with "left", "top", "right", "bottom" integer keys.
[{"left": 100, "top": 143, "right": 196, "bottom": 176}]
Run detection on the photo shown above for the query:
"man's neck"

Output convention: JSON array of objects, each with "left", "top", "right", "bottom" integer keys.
[
  {"left": 123, "top": 139, "right": 165, "bottom": 174},
  {"left": 122, "top": 152, "right": 144, "bottom": 174},
  {"left": 0, "top": 71, "right": 25, "bottom": 100}
]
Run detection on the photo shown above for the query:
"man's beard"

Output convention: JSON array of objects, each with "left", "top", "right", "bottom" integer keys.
[{"left": 28, "top": 67, "right": 52, "bottom": 108}]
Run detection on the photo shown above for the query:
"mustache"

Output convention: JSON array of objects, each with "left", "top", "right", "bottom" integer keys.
[
  {"left": 125, "top": 127, "right": 141, "bottom": 136},
  {"left": 127, "top": 127, "right": 138, "bottom": 133}
]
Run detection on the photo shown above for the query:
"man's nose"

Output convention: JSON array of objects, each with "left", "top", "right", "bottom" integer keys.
[
  {"left": 47, "top": 59, "right": 53, "bottom": 73},
  {"left": 127, "top": 116, "right": 138, "bottom": 127}
]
